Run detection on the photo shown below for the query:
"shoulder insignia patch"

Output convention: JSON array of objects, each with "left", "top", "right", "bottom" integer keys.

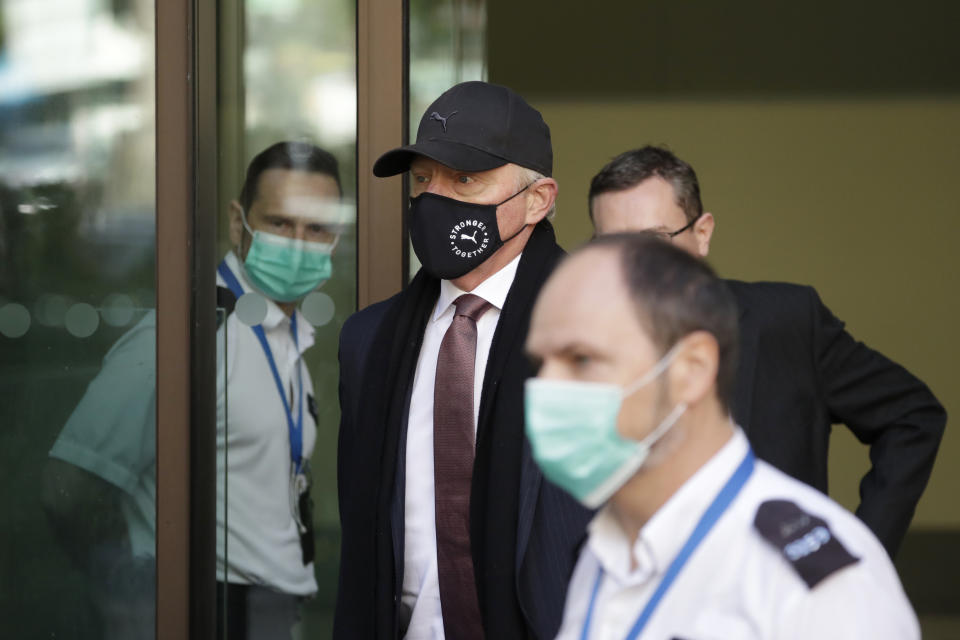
[{"left": 754, "top": 499, "right": 859, "bottom": 588}]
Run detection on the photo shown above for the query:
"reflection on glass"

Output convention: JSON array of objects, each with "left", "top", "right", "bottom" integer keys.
[
  {"left": 44, "top": 310, "right": 157, "bottom": 639},
  {"left": 215, "top": 142, "right": 348, "bottom": 639},
  {"left": 409, "top": 0, "right": 487, "bottom": 126},
  {"left": 407, "top": 0, "right": 487, "bottom": 280},
  {"left": 0, "top": 0, "right": 156, "bottom": 637},
  {"left": 217, "top": 0, "right": 358, "bottom": 636}
]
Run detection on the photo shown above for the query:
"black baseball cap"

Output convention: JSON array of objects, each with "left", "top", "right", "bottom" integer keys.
[{"left": 372, "top": 81, "right": 553, "bottom": 178}]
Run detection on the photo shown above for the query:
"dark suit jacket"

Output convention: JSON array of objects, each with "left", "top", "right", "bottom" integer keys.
[
  {"left": 335, "top": 239, "right": 593, "bottom": 639},
  {"left": 726, "top": 280, "right": 946, "bottom": 556}
]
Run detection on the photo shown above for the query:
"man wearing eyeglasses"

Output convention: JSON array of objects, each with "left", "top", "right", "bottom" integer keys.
[{"left": 587, "top": 145, "right": 946, "bottom": 559}]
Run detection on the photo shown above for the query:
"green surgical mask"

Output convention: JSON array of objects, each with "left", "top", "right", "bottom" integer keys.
[
  {"left": 240, "top": 211, "right": 336, "bottom": 303},
  {"left": 524, "top": 344, "right": 685, "bottom": 508}
]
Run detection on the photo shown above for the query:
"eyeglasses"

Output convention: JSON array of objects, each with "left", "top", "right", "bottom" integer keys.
[{"left": 651, "top": 214, "right": 701, "bottom": 241}]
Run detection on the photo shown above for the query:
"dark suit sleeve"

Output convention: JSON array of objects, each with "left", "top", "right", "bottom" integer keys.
[
  {"left": 335, "top": 298, "right": 392, "bottom": 516},
  {"left": 336, "top": 314, "right": 359, "bottom": 525},
  {"left": 334, "top": 298, "right": 392, "bottom": 638},
  {"left": 812, "top": 287, "right": 946, "bottom": 556}
]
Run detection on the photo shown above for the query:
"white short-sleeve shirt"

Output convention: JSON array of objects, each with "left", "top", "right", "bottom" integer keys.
[
  {"left": 51, "top": 251, "right": 319, "bottom": 596},
  {"left": 50, "top": 311, "right": 158, "bottom": 559},
  {"left": 215, "top": 250, "right": 318, "bottom": 596},
  {"left": 557, "top": 429, "right": 920, "bottom": 640}
]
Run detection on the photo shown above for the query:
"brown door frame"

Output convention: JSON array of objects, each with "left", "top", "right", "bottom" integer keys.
[
  {"left": 357, "top": 0, "right": 408, "bottom": 308},
  {"left": 155, "top": 0, "right": 192, "bottom": 635},
  {"left": 155, "top": 0, "right": 218, "bottom": 638}
]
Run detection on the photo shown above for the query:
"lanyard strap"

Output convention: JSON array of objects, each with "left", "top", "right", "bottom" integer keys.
[
  {"left": 581, "top": 448, "right": 756, "bottom": 640},
  {"left": 218, "top": 261, "right": 304, "bottom": 473}
]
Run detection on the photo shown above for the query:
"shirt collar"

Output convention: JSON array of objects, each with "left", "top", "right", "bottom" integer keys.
[
  {"left": 220, "top": 251, "right": 315, "bottom": 346},
  {"left": 587, "top": 426, "right": 750, "bottom": 584},
  {"left": 432, "top": 253, "right": 522, "bottom": 323}
]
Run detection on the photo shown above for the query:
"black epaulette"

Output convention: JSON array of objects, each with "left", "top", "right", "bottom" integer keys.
[{"left": 754, "top": 500, "right": 859, "bottom": 588}]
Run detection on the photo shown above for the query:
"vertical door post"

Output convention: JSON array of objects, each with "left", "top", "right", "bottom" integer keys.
[{"left": 357, "top": 0, "right": 407, "bottom": 307}]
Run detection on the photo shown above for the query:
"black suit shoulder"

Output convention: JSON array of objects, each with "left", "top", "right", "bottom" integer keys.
[
  {"left": 340, "top": 295, "right": 398, "bottom": 352},
  {"left": 339, "top": 296, "right": 398, "bottom": 417},
  {"left": 724, "top": 279, "right": 820, "bottom": 324},
  {"left": 724, "top": 279, "right": 814, "bottom": 299},
  {"left": 723, "top": 280, "right": 824, "bottom": 366}
]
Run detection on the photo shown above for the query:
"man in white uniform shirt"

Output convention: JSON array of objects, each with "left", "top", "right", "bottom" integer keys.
[
  {"left": 42, "top": 141, "right": 344, "bottom": 640},
  {"left": 215, "top": 141, "right": 346, "bottom": 638},
  {"left": 524, "top": 233, "right": 919, "bottom": 640}
]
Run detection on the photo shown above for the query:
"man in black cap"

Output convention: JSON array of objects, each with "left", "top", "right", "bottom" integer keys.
[{"left": 335, "top": 81, "right": 592, "bottom": 639}]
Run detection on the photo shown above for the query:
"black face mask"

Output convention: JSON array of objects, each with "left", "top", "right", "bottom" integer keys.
[{"left": 408, "top": 185, "right": 530, "bottom": 280}]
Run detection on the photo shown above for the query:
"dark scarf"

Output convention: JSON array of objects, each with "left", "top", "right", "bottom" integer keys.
[{"left": 353, "top": 220, "right": 565, "bottom": 638}]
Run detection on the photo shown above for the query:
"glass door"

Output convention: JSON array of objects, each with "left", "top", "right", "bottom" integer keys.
[
  {"left": 407, "top": 0, "right": 487, "bottom": 280},
  {"left": 0, "top": 0, "right": 157, "bottom": 637},
  {"left": 214, "top": 0, "right": 356, "bottom": 637}
]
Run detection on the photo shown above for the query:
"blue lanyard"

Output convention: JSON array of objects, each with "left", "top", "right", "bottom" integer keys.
[
  {"left": 580, "top": 448, "right": 756, "bottom": 640},
  {"left": 218, "top": 261, "right": 304, "bottom": 473}
]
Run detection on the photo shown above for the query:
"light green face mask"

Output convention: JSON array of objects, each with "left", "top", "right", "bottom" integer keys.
[
  {"left": 240, "top": 211, "right": 336, "bottom": 303},
  {"left": 524, "top": 344, "right": 686, "bottom": 508}
]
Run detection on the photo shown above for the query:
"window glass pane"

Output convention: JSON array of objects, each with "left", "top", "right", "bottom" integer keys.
[
  {"left": 407, "top": 0, "right": 487, "bottom": 280},
  {"left": 0, "top": 0, "right": 156, "bottom": 637},
  {"left": 215, "top": 0, "right": 355, "bottom": 637}
]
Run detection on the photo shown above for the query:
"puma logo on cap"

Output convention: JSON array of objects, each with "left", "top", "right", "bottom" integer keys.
[{"left": 429, "top": 110, "right": 458, "bottom": 133}]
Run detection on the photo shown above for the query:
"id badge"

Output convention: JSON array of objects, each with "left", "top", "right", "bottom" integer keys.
[{"left": 289, "top": 461, "right": 315, "bottom": 565}]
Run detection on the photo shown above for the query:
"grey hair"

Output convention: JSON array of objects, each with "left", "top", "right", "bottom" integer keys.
[{"left": 516, "top": 166, "right": 556, "bottom": 220}]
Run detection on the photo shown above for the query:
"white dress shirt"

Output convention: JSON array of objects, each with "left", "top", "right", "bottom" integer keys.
[
  {"left": 557, "top": 429, "right": 919, "bottom": 640},
  {"left": 402, "top": 254, "right": 522, "bottom": 639},
  {"left": 215, "top": 251, "right": 318, "bottom": 595}
]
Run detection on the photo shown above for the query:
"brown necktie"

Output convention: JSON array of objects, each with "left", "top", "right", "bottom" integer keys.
[{"left": 434, "top": 293, "right": 492, "bottom": 639}]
